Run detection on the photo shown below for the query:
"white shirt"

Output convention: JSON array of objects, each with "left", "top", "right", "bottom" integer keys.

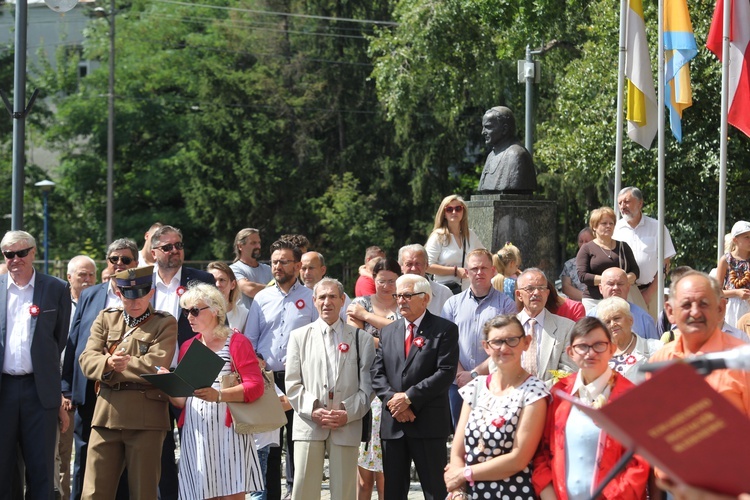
[
  {"left": 4, "top": 271, "right": 36, "bottom": 375},
  {"left": 424, "top": 229, "right": 485, "bottom": 290},
  {"left": 570, "top": 367, "right": 614, "bottom": 406},
  {"left": 105, "top": 281, "right": 123, "bottom": 309},
  {"left": 154, "top": 268, "right": 183, "bottom": 318},
  {"left": 404, "top": 311, "right": 427, "bottom": 343},
  {"left": 518, "top": 308, "right": 546, "bottom": 364},
  {"left": 613, "top": 214, "right": 676, "bottom": 286}
]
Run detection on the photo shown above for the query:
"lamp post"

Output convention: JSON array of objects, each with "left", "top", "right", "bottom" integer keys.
[
  {"left": 95, "top": 0, "right": 115, "bottom": 245},
  {"left": 35, "top": 180, "right": 55, "bottom": 274}
]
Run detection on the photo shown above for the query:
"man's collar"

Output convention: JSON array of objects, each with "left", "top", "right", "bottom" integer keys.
[
  {"left": 155, "top": 267, "right": 182, "bottom": 287},
  {"left": 469, "top": 286, "right": 493, "bottom": 301},
  {"left": 405, "top": 310, "right": 427, "bottom": 329},
  {"left": 275, "top": 280, "right": 299, "bottom": 296},
  {"left": 520, "top": 307, "right": 546, "bottom": 324},
  {"left": 7, "top": 269, "right": 36, "bottom": 290},
  {"left": 320, "top": 318, "right": 343, "bottom": 332},
  {"left": 240, "top": 257, "right": 259, "bottom": 268},
  {"left": 674, "top": 328, "right": 723, "bottom": 357}
]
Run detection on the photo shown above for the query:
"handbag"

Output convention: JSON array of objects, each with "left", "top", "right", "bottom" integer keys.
[{"left": 221, "top": 363, "right": 287, "bottom": 435}]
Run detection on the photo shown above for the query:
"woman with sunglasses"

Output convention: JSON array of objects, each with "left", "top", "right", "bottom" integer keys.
[
  {"left": 425, "top": 194, "right": 485, "bottom": 294},
  {"left": 532, "top": 317, "right": 648, "bottom": 500},
  {"left": 444, "top": 315, "right": 549, "bottom": 500},
  {"left": 346, "top": 258, "right": 402, "bottom": 500},
  {"left": 162, "top": 283, "right": 265, "bottom": 500}
]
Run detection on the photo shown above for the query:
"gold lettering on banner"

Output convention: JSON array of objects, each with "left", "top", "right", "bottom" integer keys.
[
  {"left": 672, "top": 420, "right": 726, "bottom": 453},
  {"left": 648, "top": 398, "right": 712, "bottom": 438},
  {"left": 646, "top": 398, "right": 726, "bottom": 453}
]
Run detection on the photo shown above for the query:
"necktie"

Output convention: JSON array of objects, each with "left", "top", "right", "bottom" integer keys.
[
  {"left": 524, "top": 318, "right": 539, "bottom": 376},
  {"left": 405, "top": 323, "right": 415, "bottom": 357}
]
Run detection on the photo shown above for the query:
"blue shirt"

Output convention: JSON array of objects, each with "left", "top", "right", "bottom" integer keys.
[
  {"left": 441, "top": 286, "right": 516, "bottom": 372},
  {"left": 588, "top": 301, "right": 658, "bottom": 340},
  {"left": 243, "top": 282, "right": 318, "bottom": 371}
]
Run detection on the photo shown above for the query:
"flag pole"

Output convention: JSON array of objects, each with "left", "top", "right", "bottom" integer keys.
[
  {"left": 717, "top": 0, "right": 731, "bottom": 260},
  {"left": 657, "top": 0, "right": 666, "bottom": 315},
  {"left": 614, "top": 0, "right": 628, "bottom": 216}
]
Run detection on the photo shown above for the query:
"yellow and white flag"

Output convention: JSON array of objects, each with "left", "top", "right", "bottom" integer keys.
[{"left": 625, "top": 0, "right": 658, "bottom": 149}]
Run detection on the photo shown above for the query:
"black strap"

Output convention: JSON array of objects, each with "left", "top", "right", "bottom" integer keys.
[{"left": 355, "top": 328, "right": 361, "bottom": 383}]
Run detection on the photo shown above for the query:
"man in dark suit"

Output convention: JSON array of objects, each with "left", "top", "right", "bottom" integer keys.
[
  {"left": 371, "top": 274, "right": 459, "bottom": 500},
  {"left": 62, "top": 238, "right": 139, "bottom": 500},
  {"left": 149, "top": 225, "right": 214, "bottom": 500},
  {"left": 0, "top": 230, "right": 71, "bottom": 500}
]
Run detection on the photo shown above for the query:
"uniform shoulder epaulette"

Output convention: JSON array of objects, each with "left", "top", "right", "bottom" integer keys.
[{"left": 103, "top": 307, "right": 122, "bottom": 313}]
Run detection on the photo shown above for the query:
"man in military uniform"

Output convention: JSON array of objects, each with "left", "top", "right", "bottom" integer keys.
[{"left": 79, "top": 266, "right": 177, "bottom": 500}]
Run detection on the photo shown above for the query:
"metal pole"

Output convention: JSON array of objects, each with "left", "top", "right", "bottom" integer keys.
[
  {"left": 614, "top": 0, "right": 628, "bottom": 217},
  {"left": 657, "top": 0, "right": 665, "bottom": 315},
  {"left": 717, "top": 0, "right": 731, "bottom": 260},
  {"left": 11, "top": 0, "right": 29, "bottom": 230},
  {"left": 106, "top": 0, "right": 116, "bottom": 245},
  {"left": 42, "top": 191, "right": 49, "bottom": 274},
  {"left": 524, "top": 45, "right": 534, "bottom": 157}
]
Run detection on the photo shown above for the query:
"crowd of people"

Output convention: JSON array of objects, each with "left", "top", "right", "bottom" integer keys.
[{"left": 2, "top": 184, "right": 750, "bottom": 500}]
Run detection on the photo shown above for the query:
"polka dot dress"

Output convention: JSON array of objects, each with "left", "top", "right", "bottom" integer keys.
[{"left": 459, "top": 375, "right": 549, "bottom": 499}]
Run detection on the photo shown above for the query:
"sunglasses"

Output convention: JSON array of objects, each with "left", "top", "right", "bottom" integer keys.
[
  {"left": 108, "top": 255, "right": 134, "bottom": 265},
  {"left": 445, "top": 206, "right": 463, "bottom": 214},
  {"left": 154, "top": 242, "right": 184, "bottom": 252},
  {"left": 182, "top": 306, "right": 210, "bottom": 318},
  {"left": 2, "top": 247, "right": 33, "bottom": 259}
]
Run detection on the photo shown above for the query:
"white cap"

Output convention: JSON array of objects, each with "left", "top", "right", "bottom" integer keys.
[{"left": 731, "top": 221, "right": 750, "bottom": 237}]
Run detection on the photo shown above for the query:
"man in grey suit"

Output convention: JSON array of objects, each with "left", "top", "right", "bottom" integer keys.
[
  {"left": 285, "top": 278, "right": 374, "bottom": 500},
  {"left": 62, "top": 238, "right": 139, "bottom": 500},
  {"left": 515, "top": 268, "right": 577, "bottom": 382},
  {"left": 0, "top": 230, "right": 71, "bottom": 499}
]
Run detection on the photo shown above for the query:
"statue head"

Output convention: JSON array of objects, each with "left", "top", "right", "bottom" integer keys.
[{"left": 482, "top": 106, "right": 517, "bottom": 147}]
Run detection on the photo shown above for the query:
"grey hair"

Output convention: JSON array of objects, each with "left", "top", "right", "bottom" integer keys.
[
  {"left": 1, "top": 230, "right": 36, "bottom": 250},
  {"left": 313, "top": 277, "right": 345, "bottom": 298},
  {"left": 397, "top": 244, "right": 428, "bottom": 265},
  {"left": 596, "top": 297, "right": 633, "bottom": 321},
  {"left": 67, "top": 255, "right": 97, "bottom": 275},
  {"left": 517, "top": 267, "right": 548, "bottom": 286},
  {"left": 396, "top": 274, "right": 432, "bottom": 304},
  {"left": 618, "top": 186, "right": 643, "bottom": 201},
  {"left": 107, "top": 238, "right": 139, "bottom": 261}
]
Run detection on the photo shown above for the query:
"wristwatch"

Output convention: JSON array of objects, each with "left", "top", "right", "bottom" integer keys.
[
  {"left": 463, "top": 465, "right": 474, "bottom": 487},
  {"left": 470, "top": 370, "right": 479, "bottom": 379},
  {"left": 403, "top": 394, "right": 412, "bottom": 405}
]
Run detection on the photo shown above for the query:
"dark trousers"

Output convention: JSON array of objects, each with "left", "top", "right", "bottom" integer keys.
[
  {"left": 269, "top": 371, "right": 294, "bottom": 499},
  {"left": 158, "top": 407, "right": 180, "bottom": 500},
  {"left": 0, "top": 375, "right": 58, "bottom": 500},
  {"left": 382, "top": 436, "right": 448, "bottom": 500}
]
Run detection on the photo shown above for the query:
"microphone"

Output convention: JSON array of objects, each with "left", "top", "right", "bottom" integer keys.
[{"left": 639, "top": 345, "right": 750, "bottom": 376}]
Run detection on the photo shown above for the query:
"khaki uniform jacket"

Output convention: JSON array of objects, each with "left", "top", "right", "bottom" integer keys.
[{"left": 79, "top": 306, "right": 177, "bottom": 431}]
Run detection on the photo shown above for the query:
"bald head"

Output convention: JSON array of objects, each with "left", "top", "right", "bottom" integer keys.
[
  {"left": 599, "top": 267, "right": 630, "bottom": 299},
  {"left": 300, "top": 251, "right": 326, "bottom": 289}
]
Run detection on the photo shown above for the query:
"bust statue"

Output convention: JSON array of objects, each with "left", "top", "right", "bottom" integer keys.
[{"left": 477, "top": 106, "right": 537, "bottom": 194}]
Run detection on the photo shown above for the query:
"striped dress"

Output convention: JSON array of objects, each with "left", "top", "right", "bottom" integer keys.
[{"left": 178, "top": 336, "right": 264, "bottom": 500}]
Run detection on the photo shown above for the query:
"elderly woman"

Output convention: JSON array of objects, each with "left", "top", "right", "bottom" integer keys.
[
  {"left": 347, "top": 258, "right": 402, "bottom": 500},
  {"left": 444, "top": 315, "right": 549, "bottom": 500},
  {"left": 532, "top": 317, "right": 648, "bottom": 500},
  {"left": 207, "top": 261, "right": 249, "bottom": 331},
  {"left": 576, "top": 207, "right": 639, "bottom": 312},
  {"left": 595, "top": 297, "right": 662, "bottom": 383},
  {"left": 164, "top": 283, "right": 265, "bottom": 500},
  {"left": 425, "top": 194, "right": 485, "bottom": 293}
]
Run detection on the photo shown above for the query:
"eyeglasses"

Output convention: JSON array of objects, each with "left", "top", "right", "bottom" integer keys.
[
  {"left": 376, "top": 279, "right": 397, "bottom": 286},
  {"left": 182, "top": 306, "right": 210, "bottom": 318},
  {"left": 154, "top": 242, "right": 184, "bottom": 252},
  {"left": 108, "top": 255, "right": 134, "bottom": 265},
  {"left": 445, "top": 206, "right": 463, "bottom": 214},
  {"left": 518, "top": 285, "right": 547, "bottom": 294},
  {"left": 485, "top": 334, "right": 525, "bottom": 349},
  {"left": 271, "top": 259, "right": 295, "bottom": 267},
  {"left": 571, "top": 341, "right": 611, "bottom": 355},
  {"left": 2, "top": 247, "right": 33, "bottom": 259},
  {"left": 392, "top": 292, "right": 425, "bottom": 301}
]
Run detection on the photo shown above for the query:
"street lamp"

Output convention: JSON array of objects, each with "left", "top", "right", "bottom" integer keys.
[
  {"left": 94, "top": 1, "right": 115, "bottom": 246},
  {"left": 34, "top": 179, "right": 56, "bottom": 274}
]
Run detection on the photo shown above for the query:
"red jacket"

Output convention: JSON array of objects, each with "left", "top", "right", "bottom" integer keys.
[
  {"left": 177, "top": 331, "right": 264, "bottom": 428},
  {"left": 531, "top": 372, "right": 649, "bottom": 499}
]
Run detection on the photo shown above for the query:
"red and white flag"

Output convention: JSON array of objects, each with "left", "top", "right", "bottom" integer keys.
[{"left": 706, "top": 0, "right": 750, "bottom": 137}]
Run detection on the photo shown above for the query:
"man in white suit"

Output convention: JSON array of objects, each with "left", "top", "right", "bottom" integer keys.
[
  {"left": 285, "top": 278, "right": 375, "bottom": 500},
  {"left": 516, "top": 268, "right": 577, "bottom": 382}
]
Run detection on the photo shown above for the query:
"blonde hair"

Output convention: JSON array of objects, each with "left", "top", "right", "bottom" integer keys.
[
  {"left": 180, "top": 283, "right": 232, "bottom": 339},
  {"left": 206, "top": 261, "right": 240, "bottom": 306},
  {"left": 493, "top": 243, "right": 520, "bottom": 275},
  {"left": 589, "top": 207, "right": 616, "bottom": 235},
  {"left": 430, "top": 195, "right": 470, "bottom": 246}
]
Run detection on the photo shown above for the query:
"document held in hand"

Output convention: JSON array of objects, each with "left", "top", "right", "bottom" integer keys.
[
  {"left": 141, "top": 340, "right": 225, "bottom": 397},
  {"left": 556, "top": 363, "right": 750, "bottom": 496}
]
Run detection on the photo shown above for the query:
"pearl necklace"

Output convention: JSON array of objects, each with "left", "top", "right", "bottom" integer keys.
[{"left": 614, "top": 334, "right": 636, "bottom": 357}]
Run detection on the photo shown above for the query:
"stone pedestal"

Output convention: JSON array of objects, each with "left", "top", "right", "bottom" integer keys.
[{"left": 467, "top": 195, "right": 558, "bottom": 280}]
